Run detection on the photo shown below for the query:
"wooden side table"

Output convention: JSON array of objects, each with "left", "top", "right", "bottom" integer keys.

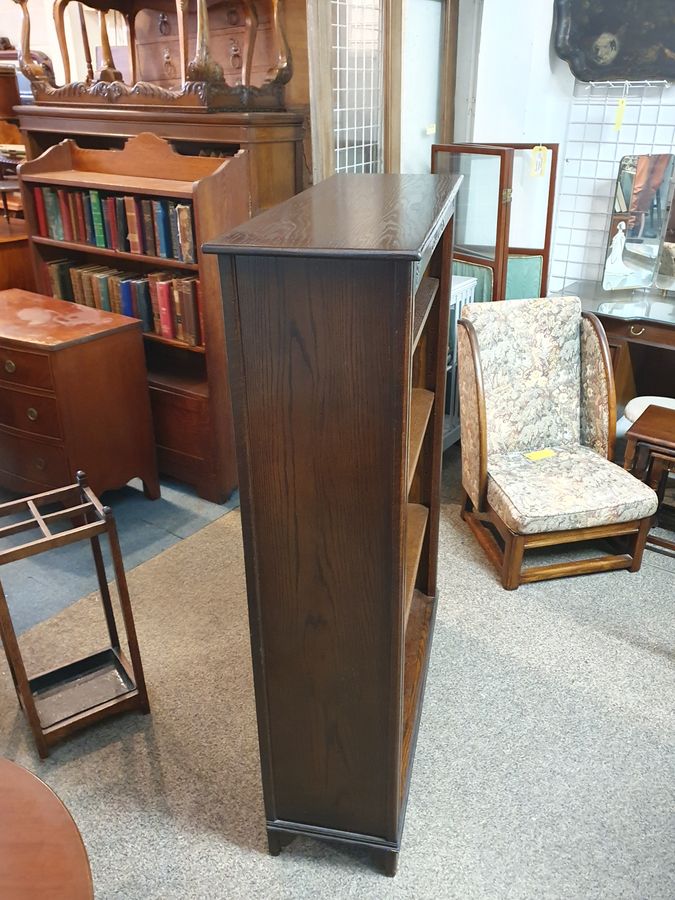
[
  {"left": 0, "top": 289, "right": 159, "bottom": 499},
  {"left": 624, "top": 404, "right": 675, "bottom": 555},
  {"left": 0, "top": 757, "right": 93, "bottom": 899},
  {"left": 0, "top": 473, "right": 150, "bottom": 758}
]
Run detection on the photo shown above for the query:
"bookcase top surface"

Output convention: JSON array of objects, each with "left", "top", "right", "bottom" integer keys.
[
  {"left": 204, "top": 173, "right": 462, "bottom": 260},
  {"left": 0, "top": 290, "right": 140, "bottom": 348}
]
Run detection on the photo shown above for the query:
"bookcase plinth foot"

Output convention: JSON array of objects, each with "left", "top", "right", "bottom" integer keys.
[
  {"left": 267, "top": 829, "right": 296, "bottom": 857},
  {"left": 373, "top": 847, "right": 399, "bottom": 877}
]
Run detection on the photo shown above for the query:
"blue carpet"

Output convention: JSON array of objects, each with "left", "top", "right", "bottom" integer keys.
[{"left": 0, "top": 479, "right": 239, "bottom": 634}]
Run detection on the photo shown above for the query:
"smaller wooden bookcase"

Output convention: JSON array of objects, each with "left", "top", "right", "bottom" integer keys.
[{"left": 18, "top": 133, "right": 251, "bottom": 502}]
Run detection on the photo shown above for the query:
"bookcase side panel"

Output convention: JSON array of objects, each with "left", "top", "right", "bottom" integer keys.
[{"left": 232, "top": 254, "right": 408, "bottom": 840}]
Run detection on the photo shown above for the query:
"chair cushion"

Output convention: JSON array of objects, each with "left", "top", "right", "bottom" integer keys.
[
  {"left": 461, "top": 297, "right": 582, "bottom": 456},
  {"left": 624, "top": 395, "right": 675, "bottom": 424},
  {"left": 487, "top": 445, "right": 658, "bottom": 535}
]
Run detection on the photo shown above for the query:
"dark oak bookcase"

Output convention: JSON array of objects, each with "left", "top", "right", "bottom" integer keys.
[
  {"left": 19, "top": 133, "right": 250, "bottom": 502},
  {"left": 205, "top": 173, "right": 461, "bottom": 874}
]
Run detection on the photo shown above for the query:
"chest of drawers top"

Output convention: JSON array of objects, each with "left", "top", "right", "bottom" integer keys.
[{"left": 0, "top": 290, "right": 139, "bottom": 350}]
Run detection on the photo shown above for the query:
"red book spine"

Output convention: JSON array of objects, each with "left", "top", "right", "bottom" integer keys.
[
  {"left": 33, "top": 186, "right": 48, "bottom": 237},
  {"left": 157, "top": 280, "right": 175, "bottom": 339},
  {"left": 56, "top": 189, "right": 73, "bottom": 241},
  {"left": 105, "top": 197, "right": 118, "bottom": 250},
  {"left": 74, "top": 191, "right": 86, "bottom": 244}
]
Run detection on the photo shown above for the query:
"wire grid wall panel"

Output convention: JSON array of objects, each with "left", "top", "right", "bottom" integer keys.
[
  {"left": 549, "top": 82, "right": 675, "bottom": 292},
  {"left": 331, "top": 0, "right": 384, "bottom": 174}
]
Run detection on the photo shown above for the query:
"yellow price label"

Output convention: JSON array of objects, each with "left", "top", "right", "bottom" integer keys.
[
  {"left": 530, "top": 145, "right": 548, "bottom": 178},
  {"left": 524, "top": 448, "right": 557, "bottom": 461},
  {"left": 614, "top": 98, "right": 626, "bottom": 131}
]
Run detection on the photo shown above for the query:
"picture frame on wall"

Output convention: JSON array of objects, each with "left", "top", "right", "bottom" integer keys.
[{"left": 554, "top": 0, "right": 675, "bottom": 82}]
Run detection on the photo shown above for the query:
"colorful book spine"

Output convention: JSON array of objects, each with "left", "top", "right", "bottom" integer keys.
[
  {"left": 74, "top": 191, "right": 87, "bottom": 244},
  {"left": 115, "top": 196, "right": 128, "bottom": 252},
  {"left": 152, "top": 200, "right": 171, "bottom": 258},
  {"left": 42, "top": 187, "right": 63, "bottom": 241},
  {"left": 119, "top": 277, "right": 135, "bottom": 317},
  {"left": 56, "top": 190, "right": 73, "bottom": 241},
  {"left": 171, "top": 278, "right": 184, "bottom": 341},
  {"left": 67, "top": 192, "right": 79, "bottom": 242},
  {"left": 167, "top": 202, "right": 182, "bottom": 261},
  {"left": 157, "top": 279, "right": 175, "bottom": 338},
  {"left": 33, "top": 186, "right": 48, "bottom": 237},
  {"left": 82, "top": 193, "right": 95, "bottom": 244},
  {"left": 89, "top": 190, "right": 106, "bottom": 248},
  {"left": 124, "top": 196, "right": 142, "bottom": 255},
  {"left": 141, "top": 200, "right": 156, "bottom": 256},
  {"left": 133, "top": 279, "right": 153, "bottom": 332},
  {"left": 175, "top": 204, "right": 195, "bottom": 263}
]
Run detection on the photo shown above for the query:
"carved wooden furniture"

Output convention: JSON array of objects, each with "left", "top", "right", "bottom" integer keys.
[
  {"left": 0, "top": 472, "right": 150, "bottom": 759},
  {"left": 27, "top": 0, "right": 291, "bottom": 110},
  {"left": 624, "top": 404, "right": 675, "bottom": 556},
  {"left": 18, "top": 134, "right": 251, "bottom": 501},
  {"left": 0, "top": 758, "right": 93, "bottom": 898},
  {"left": 204, "top": 172, "right": 461, "bottom": 875},
  {"left": 432, "top": 143, "right": 559, "bottom": 302},
  {"left": 17, "top": 106, "right": 304, "bottom": 214},
  {"left": 457, "top": 297, "right": 658, "bottom": 590}
]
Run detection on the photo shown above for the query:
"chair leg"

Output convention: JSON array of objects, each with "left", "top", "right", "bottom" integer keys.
[
  {"left": 629, "top": 517, "right": 652, "bottom": 572},
  {"left": 502, "top": 533, "right": 525, "bottom": 590}
]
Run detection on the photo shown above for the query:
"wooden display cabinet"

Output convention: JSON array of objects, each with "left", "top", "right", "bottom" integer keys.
[
  {"left": 205, "top": 172, "right": 461, "bottom": 874},
  {"left": 18, "top": 133, "right": 250, "bottom": 501}
]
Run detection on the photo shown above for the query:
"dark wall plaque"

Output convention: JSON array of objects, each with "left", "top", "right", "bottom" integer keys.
[{"left": 554, "top": 0, "right": 675, "bottom": 82}]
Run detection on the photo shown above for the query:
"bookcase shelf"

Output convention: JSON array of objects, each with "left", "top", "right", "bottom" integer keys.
[
  {"left": 21, "top": 170, "right": 196, "bottom": 200},
  {"left": 19, "top": 133, "right": 250, "bottom": 502},
  {"left": 32, "top": 235, "right": 200, "bottom": 272},
  {"left": 205, "top": 172, "right": 461, "bottom": 874},
  {"left": 144, "top": 332, "right": 205, "bottom": 354}
]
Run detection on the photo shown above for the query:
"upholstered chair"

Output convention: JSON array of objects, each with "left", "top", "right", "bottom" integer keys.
[{"left": 457, "top": 296, "right": 658, "bottom": 589}]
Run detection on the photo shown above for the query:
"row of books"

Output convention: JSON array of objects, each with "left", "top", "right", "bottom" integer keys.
[
  {"left": 45, "top": 260, "right": 203, "bottom": 348},
  {"left": 33, "top": 186, "right": 196, "bottom": 263}
]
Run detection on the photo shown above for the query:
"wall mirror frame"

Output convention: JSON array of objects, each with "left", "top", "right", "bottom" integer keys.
[{"left": 602, "top": 153, "right": 675, "bottom": 293}]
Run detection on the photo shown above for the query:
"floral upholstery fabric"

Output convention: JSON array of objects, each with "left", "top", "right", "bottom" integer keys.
[
  {"left": 487, "top": 445, "right": 658, "bottom": 534},
  {"left": 580, "top": 317, "right": 611, "bottom": 457},
  {"left": 457, "top": 324, "right": 483, "bottom": 508},
  {"left": 461, "top": 296, "right": 582, "bottom": 456}
]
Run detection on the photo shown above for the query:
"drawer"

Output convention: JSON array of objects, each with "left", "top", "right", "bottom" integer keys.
[
  {"left": 598, "top": 317, "right": 675, "bottom": 349},
  {"left": 0, "top": 386, "right": 61, "bottom": 438},
  {"left": 0, "top": 345, "right": 53, "bottom": 390},
  {"left": 149, "top": 386, "right": 209, "bottom": 460},
  {"left": 0, "top": 429, "right": 69, "bottom": 486}
]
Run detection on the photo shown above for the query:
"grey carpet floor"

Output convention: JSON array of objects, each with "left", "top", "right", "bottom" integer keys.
[{"left": 0, "top": 455, "right": 673, "bottom": 899}]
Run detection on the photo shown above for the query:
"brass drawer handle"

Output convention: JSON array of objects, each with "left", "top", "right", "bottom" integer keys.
[
  {"left": 26, "top": 407, "right": 38, "bottom": 421},
  {"left": 630, "top": 325, "right": 645, "bottom": 336},
  {"left": 4, "top": 359, "right": 16, "bottom": 374},
  {"left": 34, "top": 457, "right": 45, "bottom": 471}
]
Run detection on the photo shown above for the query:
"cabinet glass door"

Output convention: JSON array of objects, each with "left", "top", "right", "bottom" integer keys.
[{"left": 431, "top": 143, "right": 514, "bottom": 301}]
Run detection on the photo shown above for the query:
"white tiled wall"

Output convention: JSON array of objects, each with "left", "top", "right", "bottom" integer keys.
[{"left": 549, "top": 83, "right": 675, "bottom": 292}]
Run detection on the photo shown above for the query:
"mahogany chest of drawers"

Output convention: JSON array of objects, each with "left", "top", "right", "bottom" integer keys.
[{"left": 0, "top": 289, "right": 159, "bottom": 498}]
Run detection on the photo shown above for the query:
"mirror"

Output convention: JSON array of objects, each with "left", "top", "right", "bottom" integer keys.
[{"left": 602, "top": 153, "right": 675, "bottom": 291}]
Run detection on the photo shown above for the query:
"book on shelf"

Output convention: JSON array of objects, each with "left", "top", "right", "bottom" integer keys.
[
  {"left": 31, "top": 185, "right": 194, "bottom": 264},
  {"left": 43, "top": 257, "right": 203, "bottom": 347}
]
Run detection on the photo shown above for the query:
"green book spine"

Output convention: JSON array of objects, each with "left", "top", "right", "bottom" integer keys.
[
  {"left": 96, "top": 273, "right": 113, "bottom": 312},
  {"left": 42, "top": 187, "right": 63, "bottom": 241},
  {"left": 89, "top": 190, "right": 106, "bottom": 248}
]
